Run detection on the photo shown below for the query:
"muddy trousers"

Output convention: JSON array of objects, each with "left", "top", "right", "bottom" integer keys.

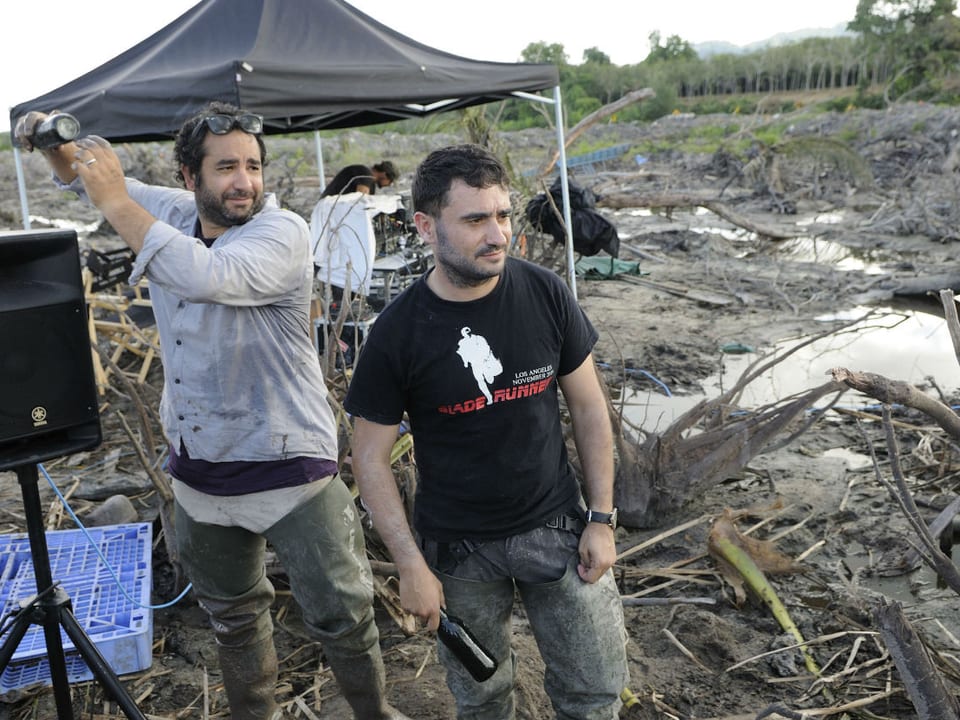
[
  {"left": 432, "top": 526, "right": 630, "bottom": 720},
  {"left": 175, "top": 477, "right": 392, "bottom": 720}
]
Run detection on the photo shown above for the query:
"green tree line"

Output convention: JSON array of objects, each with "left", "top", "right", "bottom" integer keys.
[{"left": 496, "top": 0, "right": 960, "bottom": 128}]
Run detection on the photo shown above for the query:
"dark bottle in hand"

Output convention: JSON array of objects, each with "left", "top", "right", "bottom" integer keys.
[
  {"left": 31, "top": 113, "right": 81, "bottom": 150},
  {"left": 438, "top": 608, "right": 497, "bottom": 682}
]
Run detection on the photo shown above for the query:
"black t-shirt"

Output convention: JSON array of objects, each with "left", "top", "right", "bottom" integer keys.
[{"left": 344, "top": 257, "right": 598, "bottom": 542}]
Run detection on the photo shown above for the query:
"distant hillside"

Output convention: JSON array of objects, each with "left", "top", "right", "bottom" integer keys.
[{"left": 695, "top": 22, "right": 855, "bottom": 57}]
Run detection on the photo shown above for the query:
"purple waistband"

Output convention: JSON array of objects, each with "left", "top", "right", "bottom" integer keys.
[{"left": 168, "top": 443, "right": 338, "bottom": 496}]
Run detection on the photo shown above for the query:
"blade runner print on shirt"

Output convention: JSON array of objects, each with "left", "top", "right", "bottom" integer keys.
[
  {"left": 441, "top": 327, "right": 554, "bottom": 415},
  {"left": 456, "top": 327, "right": 502, "bottom": 403}
]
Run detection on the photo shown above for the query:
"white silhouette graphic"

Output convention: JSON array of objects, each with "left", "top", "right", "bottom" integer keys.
[{"left": 456, "top": 327, "right": 502, "bottom": 403}]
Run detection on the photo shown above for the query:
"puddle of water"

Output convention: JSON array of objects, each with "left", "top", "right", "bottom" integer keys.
[
  {"left": 796, "top": 210, "right": 845, "bottom": 226},
  {"left": 843, "top": 543, "right": 955, "bottom": 602},
  {"left": 774, "top": 237, "right": 890, "bottom": 274},
  {"left": 615, "top": 208, "right": 906, "bottom": 275},
  {"left": 821, "top": 447, "right": 874, "bottom": 470},
  {"left": 619, "top": 306, "right": 959, "bottom": 434},
  {"left": 690, "top": 225, "right": 753, "bottom": 241}
]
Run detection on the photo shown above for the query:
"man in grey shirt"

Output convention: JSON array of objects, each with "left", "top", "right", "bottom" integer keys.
[{"left": 14, "top": 102, "right": 410, "bottom": 720}]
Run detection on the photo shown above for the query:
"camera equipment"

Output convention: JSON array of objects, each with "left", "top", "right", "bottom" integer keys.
[
  {"left": 30, "top": 113, "right": 81, "bottom": 150},
  {"left": 86, "top": 247, "right": 136, "bottom": 293},
  {"left": 0, "top": 229, "right": 145, "bottom": 719}
]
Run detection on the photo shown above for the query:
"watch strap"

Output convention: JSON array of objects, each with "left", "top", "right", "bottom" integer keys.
[{"left": 585, "top": 508, "right": 617, "bottom": 528}]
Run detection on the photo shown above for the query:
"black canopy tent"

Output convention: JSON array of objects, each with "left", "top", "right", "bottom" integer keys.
[{"left": 10, "top": 0, "right": 580, "bottom": 293}]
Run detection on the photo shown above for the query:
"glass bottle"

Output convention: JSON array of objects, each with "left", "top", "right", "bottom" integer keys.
[{"left": 437, "top": 608, "right": 497, "bottom": 682}]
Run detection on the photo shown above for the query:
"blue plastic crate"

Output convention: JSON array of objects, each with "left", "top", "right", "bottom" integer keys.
[{"left": 0, "top": 523, "right": 153, "bottom": 694}]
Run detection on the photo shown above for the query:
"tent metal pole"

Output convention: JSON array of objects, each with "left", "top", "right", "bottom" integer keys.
[
  {"left": 14, "top": 146, "right": 31, "bottom": 230},
  {"left": 552, "top": 85, "right": 576, "bottom": 300},
  {"left": 314, "top": 131, "right": 326, "bottom": 193}
]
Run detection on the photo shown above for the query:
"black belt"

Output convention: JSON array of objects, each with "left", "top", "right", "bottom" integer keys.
[
  {"left": 422, "top": 538, "right": 482, "bottom": 573},
  {"left": 545, "top": 510, "right": 584, "bottom": 533},
  {"left": 423, "top": 509, "right": 583, "bottom": 572}
]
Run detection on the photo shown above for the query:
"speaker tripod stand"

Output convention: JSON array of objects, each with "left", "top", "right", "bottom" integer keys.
[{"left": 0, "top": 464, "right": 145, "bottom": 720}]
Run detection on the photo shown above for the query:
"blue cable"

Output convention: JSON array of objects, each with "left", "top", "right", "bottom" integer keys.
[
  {"left": 596, "top": 362, "right": 673, "bottom": 397},
  {"left": 38, "top": 463, "right": 192, "bottom": 610},
  {"left": 627, "top": 369, "right": 673, "bottom": 397}
]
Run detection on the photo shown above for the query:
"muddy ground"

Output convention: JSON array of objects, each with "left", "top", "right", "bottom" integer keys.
[{"left": 1, "top": 101, "right": 959, "bottom": 719}]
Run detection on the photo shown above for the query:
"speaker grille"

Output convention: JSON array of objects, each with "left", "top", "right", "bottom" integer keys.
[
  {"left": 0, "top": 230, "right": 102, "bottom": 470},
  {"left": 0, "top": 301, "right": 98, "bottom": 438}
]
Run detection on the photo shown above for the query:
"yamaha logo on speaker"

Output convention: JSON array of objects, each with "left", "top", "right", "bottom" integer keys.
[{"left": 31, "top": 407, "right": 48, "bottom": 427}]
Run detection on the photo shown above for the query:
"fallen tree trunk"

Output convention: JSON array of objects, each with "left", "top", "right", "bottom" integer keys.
[
  {"left": 597, "top": 191, "right": 798, "bottom": 240},
  {"left": 885, "top": 272, "right": 960, "bottom": 297}
]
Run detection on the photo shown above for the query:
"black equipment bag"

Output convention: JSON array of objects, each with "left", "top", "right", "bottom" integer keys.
[{"left": 524, "top": 176, "right": 619, "bottom": 257}]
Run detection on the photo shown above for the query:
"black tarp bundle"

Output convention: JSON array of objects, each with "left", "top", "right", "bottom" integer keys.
[{"left": 525, "top": 176, "right": 619, "bottom": 258}]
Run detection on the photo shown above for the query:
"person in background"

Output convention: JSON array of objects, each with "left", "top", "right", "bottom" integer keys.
[
  {"left": 321, "top": 164, "right": 376, "bottom": 197},
  {"left": 345, "top": 143, "right": 630, "bottom": 719},
  {"left": 372, "top": 160, "right": 398, "bottom": 189},
  {"left": 14, "top": 102, "right": 410, "bottom": 720}
]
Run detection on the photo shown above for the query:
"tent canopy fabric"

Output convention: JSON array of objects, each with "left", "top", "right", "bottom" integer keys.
[
  {"left": 10, "top": 0, "right": 579, "bottom": 296},
  {"left": 10, "top": 0, "right": 559, "bottom": 142}
]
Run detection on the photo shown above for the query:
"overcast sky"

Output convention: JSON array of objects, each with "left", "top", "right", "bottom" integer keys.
[{"left": 2, "top": 0, "right": 861, "bottom": 132}]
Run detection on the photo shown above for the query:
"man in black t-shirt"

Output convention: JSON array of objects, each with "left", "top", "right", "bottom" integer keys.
[{"left": 346, "top": 144, "right": 629, "bottom": 718}]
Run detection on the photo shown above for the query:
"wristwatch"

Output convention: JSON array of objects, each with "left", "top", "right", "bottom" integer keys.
[{"left": 585, "top": 507, "right": 618, "bottom": 529}]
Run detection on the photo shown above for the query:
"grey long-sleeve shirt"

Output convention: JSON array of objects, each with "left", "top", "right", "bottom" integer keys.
[{"left": 73, "top": 176, "right": 338, "bottom": 464}]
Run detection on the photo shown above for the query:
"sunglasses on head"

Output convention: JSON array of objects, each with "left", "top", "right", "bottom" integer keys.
[{"left": 191, "top": 113, "right": 264, "bottom": 140}]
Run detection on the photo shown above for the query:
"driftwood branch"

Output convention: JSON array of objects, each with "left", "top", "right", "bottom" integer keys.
[
  {"left": 874, "top": 598, "right": 960, "bottom": 720},
  {"left": 830, "top": 367, "right": 960, "bottom": 442},
  {"left": 115, "top": 412, "right": 171, "bottom": 503},
  {"left": 879, "top": 406, "right": 960, "bottom": 595},
  {"left": 541, "top": 88, "right": 655, "bottom": 175},
  {"left": 95, "top": 342, "right": 160, "bottom": 457},
  {"left": 939, "top": 289, "right": 960, "bottom": 370},
  {"left": 94, "top": 343, "right": 181, "bottom": 579}
]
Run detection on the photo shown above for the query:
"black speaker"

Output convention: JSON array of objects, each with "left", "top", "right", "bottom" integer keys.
[{"left": 0, "top": 229, "right": 102, "bottom": 471}]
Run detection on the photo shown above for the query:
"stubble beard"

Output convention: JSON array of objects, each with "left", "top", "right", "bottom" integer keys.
[
  {"left": 195, "top": 176, "right": 266, "bottom": 228},
  {"left": 434, "top": 222, "right": 504, "bottom": 289}
]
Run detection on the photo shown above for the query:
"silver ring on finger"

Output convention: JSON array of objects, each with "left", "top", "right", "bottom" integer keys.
[{"left": 84, "top": 157, "right": 97, "bottom": 166}]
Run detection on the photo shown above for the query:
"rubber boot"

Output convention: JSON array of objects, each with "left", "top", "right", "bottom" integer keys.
[
  {"left": 325, "top": 646, "right": 413, "bottom": 720},
  {"left": 217, "top": 634, "right": 281, "bottom": 720}
]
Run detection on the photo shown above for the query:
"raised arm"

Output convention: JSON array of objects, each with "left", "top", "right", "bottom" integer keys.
[{"left": 14, "top": 112, "right": 155, "bottom": 253}]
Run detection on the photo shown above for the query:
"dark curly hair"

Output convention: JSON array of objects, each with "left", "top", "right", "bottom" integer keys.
[
  {"left": 173, "top": 101, "right": 268, "bottom": 186},
  {"left": 373, "top": 160, "right": 398, "bottom": 183},
  {"left": 412, "top": 144, "right": 509, "bottom": 219}
]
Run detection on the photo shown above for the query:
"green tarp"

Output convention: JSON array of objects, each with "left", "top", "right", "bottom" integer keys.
[{"left": 575, "top": 256, "right": 643, "bottom": 279}]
